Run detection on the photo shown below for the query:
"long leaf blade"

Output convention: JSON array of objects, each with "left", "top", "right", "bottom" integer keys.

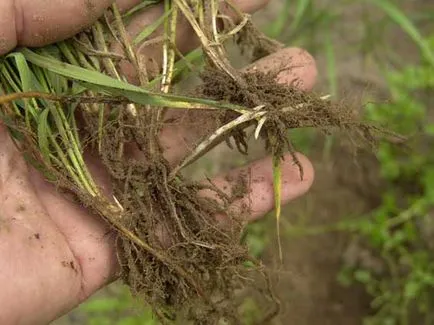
[
  {"left": 20, "top": 48, "right": 245, "bottom": 111},
  {"left": 133, "top": 8, "right": 172, "bottom": 45},
  {"left": 290, "top": 0, "right": 312, "bottom": 32},
  {"left": 272, "top": 154, "right": 283, "bottom": 263},
  {"left": 37, "top": 108, "right": 52, "bottom": 163},
  {"left": 369, "top": 0, "right": 434, "bottom": 67},
  {"left": 122, "top": 0, "right": 161, "bottom": 18}
]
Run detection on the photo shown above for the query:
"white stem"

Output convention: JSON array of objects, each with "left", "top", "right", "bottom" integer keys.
[
  {"left": 170, "top": 105, "right": 266, "bottom": 179},
  {"left": 254, "top": 116, "right": 267, "bottom": 139}
]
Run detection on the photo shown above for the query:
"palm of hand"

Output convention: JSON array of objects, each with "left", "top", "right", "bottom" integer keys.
[{"left": 0, "top": 125, "right": 116, "bottom": 323}]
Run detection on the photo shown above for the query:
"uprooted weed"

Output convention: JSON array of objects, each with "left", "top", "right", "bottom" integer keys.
[{"left": 0, "top": 1, "right": 403, "bottom": 324}]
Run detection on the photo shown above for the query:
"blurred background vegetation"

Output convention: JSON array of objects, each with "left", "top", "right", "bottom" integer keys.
[{"left": 55, "top": 0, "right": 434, "bottom": 324}]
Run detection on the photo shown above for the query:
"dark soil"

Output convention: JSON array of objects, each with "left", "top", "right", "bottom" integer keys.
[
  {"left": 264, "top": 145, "right": 376, "bottom": 325},
  {"left": 199, "top": 68, "right": 386, "bottom": 177}
]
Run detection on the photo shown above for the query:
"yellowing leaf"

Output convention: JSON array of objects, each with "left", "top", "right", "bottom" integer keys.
[{"left": 272, "top": 154, "right": 283, "bottom": 263}]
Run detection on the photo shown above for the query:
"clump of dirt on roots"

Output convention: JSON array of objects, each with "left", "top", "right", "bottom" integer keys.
[
  {"left": 77, "top": 106, "right": 262, "bottom": 324},
  {"left": 200, "top": 68, "right": 385, "bottom": 175}
]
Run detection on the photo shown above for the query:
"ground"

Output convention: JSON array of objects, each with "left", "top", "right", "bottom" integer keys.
[{"left": 262, "top": 146, "right": 373, "bottom": 325}]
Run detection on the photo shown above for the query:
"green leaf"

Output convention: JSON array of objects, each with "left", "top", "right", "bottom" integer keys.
[
  {"left": 290, "top": 0, "right": 312, "bottom": 33},
  {"left": 6, "top": 52, "right": 34, "bottom": 92},
  {"left": 4, "top": 53, "right": 42, "bottom": 121},
  {"left": 267, "top": 0, "right": 291, "bottom": 37},
  {"left": 133, "top": 8, "right": 172, "bottom": 45},
  {"left": 324, "top": 30, "right": 337, "bottom": 96},
  {"left": 272, "top": 154, "right": 283, "bottom": 262},
  {"left": 21, "top": 47, "right": 150, "bottom": 93},
  {"left": 20, "top": 48, "right": 244, "bottom": 112},
  {"left": 369, "top": 0, "right": 434, "bottom": 67},
  {"left": 0, "top": 62, "right": 22, "bottom": 94},
  {"left": 122, "top": 0, "right": 161, "bottom": 18},
  {"left": 37, "top": 108, "right": 52, "bottom": 163}
]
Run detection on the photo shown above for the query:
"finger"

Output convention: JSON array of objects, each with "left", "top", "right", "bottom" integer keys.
[
  {"left": 227, "top": 0, "right": 272, "bottom": 13},
  {"left": 245, "top": 47, "right": 317, "bottom": 92},
  {"left": 115, "top": 0, "right": 271, "bottom": 81},
  {"left": 202, "top": 152, "right": 314, "bottom": 223},
  {"left": 159, "top": 47, "right": 318, "bottom": 166},
  {"left": 144, "top": 151, "right": 313, "bottom": 248},
  {"left": 0, "top": 0, "right": 142, "bottom": 55}
]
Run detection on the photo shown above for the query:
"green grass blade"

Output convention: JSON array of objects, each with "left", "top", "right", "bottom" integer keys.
[
  {"left": 47, "top": 131, "right": 83, "bottom": 188},
  {"left": 50, "top": 103, "right": 98, "bottom": 196},
  {"left": 272, "top": 155, "right": 283, "bottom": 263},
  {"left": 289, "top": 0, "right": 312, "bottom": 33},
  {"left": 288, "top": 8, "right": 335, "bottom": 47},
  {"left": 0, "top": 62, "right": 22, "bottom": 93},
  {"left": 98, "top": 104, "right": 104, "bottom": 153},
  {"left": 20, "top": 48, "right": 246, "bottom": 111},
  {"left": 122, "top": 0, "right": 161, "bottom": 18},
  {"left": 45, "top": 69, "right": 68, "bottom": 95},
  {"left": 6, "top": 53, "right": 34, "bottom": 92},
  {"left": 267, "top": 0, "right": 291, "bottom": 37},
  {"left": 0, "top": 74, "right": 21, "bottom": 115},
  {"left": 147, "top": 47, "right": 203, "bottom": 88},
  {"left": 133, "top": 8, "right": 172, "bottom": 45},
  {"left": 369, "top": 0, "right": 434, "bottom": 67},
  {"left": 21, "top": 47, "right": 151, "bottom": 93},
  {"left": 37, "top": 108, "right": 52, "bottom": 163},
  {"left": 36, "top": 49, "right": 69, "bottom": 94},
  {"left": 322, "top": 30, "right": 337, "bottom": 162},
  {"left": 57, "top": 41, "right": 80, "bottom": 66},
  {"left": 324, "top": 31, "right": 337, "bottom": 96},
  {"left": 33, "top": 65, "right": 52, "bottom": 92},
  {"left": 3, "top": 54, "right": 41, "bottom": 122}
]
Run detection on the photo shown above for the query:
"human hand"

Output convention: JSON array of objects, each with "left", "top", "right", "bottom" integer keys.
[{"left": 0, "top": 1, "right": 316, "bottom": 324}]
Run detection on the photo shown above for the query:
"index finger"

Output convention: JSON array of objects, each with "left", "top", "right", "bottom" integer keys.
[{"left": 0, "top": 0, "right": 142, "bottom": 55}]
